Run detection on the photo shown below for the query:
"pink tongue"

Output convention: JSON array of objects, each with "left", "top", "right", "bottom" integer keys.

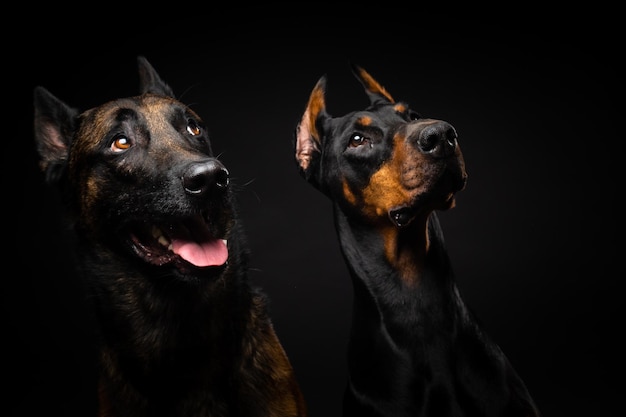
[{"left": 171, "top": 238, "right": 228, "bottom": 267}]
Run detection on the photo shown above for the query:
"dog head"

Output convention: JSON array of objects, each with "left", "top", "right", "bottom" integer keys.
[
  {"left": 33, "top": 56, "right": 234, "bottom": 279},
  {"left": 295, "top": 65, "right": 467, "bottom": 228}
]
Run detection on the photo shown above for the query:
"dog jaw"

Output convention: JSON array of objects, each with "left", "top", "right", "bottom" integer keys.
[{"left": 129, "top": 214, "right": 228, "bottom": 269}]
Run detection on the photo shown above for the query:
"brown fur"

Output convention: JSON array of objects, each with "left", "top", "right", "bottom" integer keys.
[
  {"left": 33, "top": 56, "right": 307, "bottom": 417},
  {"left": 294, "top": 65, "right": 539, "bottom": 417}
]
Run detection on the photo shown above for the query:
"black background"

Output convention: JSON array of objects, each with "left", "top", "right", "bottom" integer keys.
[{"left": 5, "top": 6, "right": 622, "bottom": 417}]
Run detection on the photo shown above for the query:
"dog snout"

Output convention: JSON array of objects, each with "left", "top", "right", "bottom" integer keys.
[
  {"left": 182, "top": 159, "right": 230, "bottom": 196},
  {"left": 415, "top": 121, "right": 458, "bottom": 158}
]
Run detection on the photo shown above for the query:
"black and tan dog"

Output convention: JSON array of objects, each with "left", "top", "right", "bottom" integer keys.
[
  {"left": 33, "top": 56, "right": 307, "bottom": 417},
  {"left": 294, "top": 66, "right": 540, "bottom": 417}
]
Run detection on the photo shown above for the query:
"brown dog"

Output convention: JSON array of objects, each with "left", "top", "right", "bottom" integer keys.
[
  {"left": 33, "top": 56, "right": 307, "bottom": 417},
  {"left": 294, "top": 65, "right": 540, "bottom": 417}
]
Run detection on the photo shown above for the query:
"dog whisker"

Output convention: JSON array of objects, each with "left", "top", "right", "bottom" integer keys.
[{"left": 33, "top": 55, "right": 308, "bottom": 417}]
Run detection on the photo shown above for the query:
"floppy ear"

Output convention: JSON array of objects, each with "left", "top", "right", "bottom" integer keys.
[
  {"left": 351, "top": 64, "right": 395, "bottom": 106},
  {"left": 137, "top": 55, "right": 175, "bottom": 97},
  {"left": 295, "top": 75, "right": 329, "bottom": 188},
  {"left": 33, "top": 86, "right": 79, "bottom": 183}
]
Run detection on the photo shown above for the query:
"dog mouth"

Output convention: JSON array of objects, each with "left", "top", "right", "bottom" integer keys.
[
  {"left": 388, "top": 174, "right": 464, "bottom": 229},
  {"left": 389, "top": 206, "right": 417, "bottom": 228},
  {"left": 389, "top": 193, "right": 457, "bottom": 227},
  {"left": 128, "top": 214, "right": 228, "bottom": 269}
]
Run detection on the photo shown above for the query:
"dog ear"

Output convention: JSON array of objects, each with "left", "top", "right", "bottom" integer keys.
[
  {"left": 295, "top": 75, "right": 328, "bottom": 188},
  {"left": 33, "top": 86, "right": 79, "bottom": 183},
  {"left": 137, "top": 56, "right": 175, "bottom": 98},
  {"left": 351, "top": 64, "right": 395, "bottom": 106}
]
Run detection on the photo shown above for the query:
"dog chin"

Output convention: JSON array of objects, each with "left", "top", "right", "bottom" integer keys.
[
  {"left": 170, "top": 257, "right": 229, "bottom": 279},
  {"left": 389, "top": 206, "right": 416, "bottom": 228},
  {"left": 388, "top": 191, "right": 459, "bottom": 227}
]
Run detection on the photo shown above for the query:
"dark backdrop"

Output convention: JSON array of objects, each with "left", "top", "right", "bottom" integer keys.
[{"left": 5, "top": 6, "right": 622, "bottom": 417}]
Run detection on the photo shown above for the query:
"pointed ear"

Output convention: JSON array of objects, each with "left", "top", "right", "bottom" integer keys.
[
  {"left": 295, "top": 75, "right": 328, "bottom": 187},
  {"left": 351, "top": 64, "right": 395, "bottom": 106},
  {"left": 137, "top": 55, "right": 175, "bottom": 97},
  {"left": 33, "top": 86, "right": 79, "bottom": 183}
]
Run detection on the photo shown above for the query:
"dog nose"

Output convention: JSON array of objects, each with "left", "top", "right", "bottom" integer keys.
[
  {"left": 415, "top": 121, "right": 458, "bottom": 158},
  {"left": 182, "top": 159, "right": 229, "bottom": 195}
]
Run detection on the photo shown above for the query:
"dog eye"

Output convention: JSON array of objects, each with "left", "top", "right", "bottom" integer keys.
[
  {"left": 349, "top": 134, "right": 368, "bottom": 148},
  {"left": 111, "top": 134, "right": 132, "bottom": 152},
  {"left": 186, "top": 119, "right": 202, "bottom": 136}
]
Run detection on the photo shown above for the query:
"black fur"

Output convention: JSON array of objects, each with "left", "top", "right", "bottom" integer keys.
[
  {"left": 33, "top": 56, "right": 307, "bottom": 417},
  {"left": 294, "top": 65, "right": 540, "bottom": 417}
]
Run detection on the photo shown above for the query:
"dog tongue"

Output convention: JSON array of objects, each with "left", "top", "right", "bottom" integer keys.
[
  {"left": 171, "top": 237, "right": 228, "bottom": 267},
  {"left": 172, "top": 223, "right": 228, "bottom": 267}
]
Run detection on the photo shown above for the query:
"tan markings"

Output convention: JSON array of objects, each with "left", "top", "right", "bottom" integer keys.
[
  {"left": 306, "top": 80, "right": 325, "bottom": 142},
  {"left": 377, "top": 213, "right": 430, "bottom": 287},
  {"left": 398, "top": 212, "right": 430, "bottom": 285},
  {"left": 394, "top": 103, "right": 407, "bottom": 113},
  {"left": 296, "top": 81, "right": 325, "bottom": 171},
  {"left": 361, "top": 136, "right": 411, "bottom": 221},
  {"left": 143, "top": 97, "right": 183, "bottom": 148},
  {"left": 242, "top": 296, "right": 309, "bottom": 416},
  {"left": 379, "top": 225, "right": 400, "bottom": 269},
  {"left": 81, "top": 176, "right": 100, "bottom": 230},
  {"left": 361, "top": 135, "right": 410, "bottom": 276},
  {"left": 356, "top": 67, "right": 395, "bottom": 103},
  {"left": 360, "top": 133, "right": 435, "bottom": 286},
  {"left": 358, "top": 115, "right": 372, "bottom": 126},
  {"left": 342, "top": 178, "right": 357, "bottom": 206}
]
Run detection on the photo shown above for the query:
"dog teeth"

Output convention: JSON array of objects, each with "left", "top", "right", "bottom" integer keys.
[
  {"left": 150, "top": 226, "right": 226, "bottom": 250},
  {"left": 158, "top": 235, "right": 171, "bottom": 247},
  {"left": 151, "top": 225, "right": 171, "bottom": 248}
]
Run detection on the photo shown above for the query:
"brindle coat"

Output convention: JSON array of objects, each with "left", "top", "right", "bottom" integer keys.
[{"left": 33, "top": 56, "right": 307, "bottom": 417}]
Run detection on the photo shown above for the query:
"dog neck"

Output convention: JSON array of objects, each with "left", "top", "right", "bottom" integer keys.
[
  {"left": 333, "top": 203, "right": 464, "bottom": 337},
  {"left": 334, "top": 203, "right": 454, "bottom": 281},
  {"left": 334, "top": 202, "right": 541, "bottom": 417}
]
